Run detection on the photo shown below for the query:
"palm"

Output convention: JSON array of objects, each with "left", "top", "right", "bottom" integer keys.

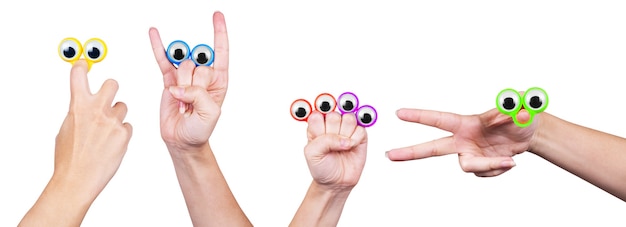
[{"left": 308, "top": 138, "right": 367, "bottom": 187}]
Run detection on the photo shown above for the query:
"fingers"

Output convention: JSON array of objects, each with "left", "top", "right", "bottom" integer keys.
[
  {"left": 111, "top": 102, "right": 128, "bottom": 121},
  {"left": 458, "top": 153, "right": 516, "bottom": 173},
  {"left": 96, "top": 79, "right": 119, "bottom": 106},
  {"left": 515, "top": 109, "right": 531, "bottom": 124},
  {"left": 396, "top": 108, "right": 462, "bottom": 133},
  {"left": 339, "top": 113, "right": 357, "bottom": 138},
  {"left": 192, "top": 66, "right": 211, "bottom": 88},
  {"left": 474, "top": 168, "right": 513, "bottom": 177},
  {"left": 148, "top": 27, "right": 177, "bottom": 87},
  {"left": 325, "top": 112, "right": 342, "bottom": 134},
  {"left": 304, "top": 134, "right": 352, "bottom": 157},
  {"left": 307, "top": 112, "right": 325, "bottom": 140},
  {"left": 212, "top": 11, "right": 229, "bottom": 77},
  {"left": 168, "top": 86, "right": 219, "bottom": 117},
  {"left": 176, "top": 60, "right": 195, "bottom": 87},
  {"left": 386, "top": 136, "right": 457, "bottom": 161},
  {"left": 69, "top": 59, "right": 91, "bottom": 98}
]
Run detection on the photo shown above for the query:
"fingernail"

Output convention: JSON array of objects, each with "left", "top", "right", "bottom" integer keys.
[
  {"left": 501, "top": 160, "right": 516, "bottom": 168},
  {"left": 179, "top": 101, "right": 185, "bottom": 114}
]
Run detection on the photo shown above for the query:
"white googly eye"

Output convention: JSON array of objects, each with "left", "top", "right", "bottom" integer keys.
[
  {"left": 337, "top": 92, "right": 359, "bottom": 114},
  {"left": 356, "top": 105, "right": 377, "bottom": 127},
  {"left": 83, "top": 38, "right": 107, "bottom": 63},
  {"left": 191, "top": 44, "right": 215, "bottom": 66},
  {"left": 496, "top": 89, "right": 521, "bottom": 113},
  {"left": 59, "top": 38, "right": 82, "bottom": 62},
  {"left": 314, "top": 93, "right": 337, "bottom": 114},
  {"left": 524, "top": 87, "right": 548, "bottom": 112},
  {"left": 291, "top": 99, "right": 312, "bottom": 121},
  {"left": 166, "top": 40, "right": 190, "bottom": 65}
]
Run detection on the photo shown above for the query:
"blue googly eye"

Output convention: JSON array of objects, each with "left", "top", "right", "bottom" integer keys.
[
  {"left": 191, "top": 44, "right": 215, "bottom": 66},
  {"left": 166, "top": 40, "right": 190, "bottom": 66}
]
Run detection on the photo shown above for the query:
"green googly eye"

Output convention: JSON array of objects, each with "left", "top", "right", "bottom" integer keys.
[
  {"left": 523, "top": 87, "right": 549, "bottom": 114},
  {"left": 496, "top": 88, "right": 521, "bottom": 115}
]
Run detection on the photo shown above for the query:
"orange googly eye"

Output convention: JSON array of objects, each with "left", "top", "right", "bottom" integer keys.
[
  {"left": 291, "top": 99, "right": 312, "bottom": 121},
  {"left": 314, "top": 93, "right": 336, "bottom": 114}
]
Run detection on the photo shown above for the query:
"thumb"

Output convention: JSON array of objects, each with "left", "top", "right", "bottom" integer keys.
[
  {"left": 304, "top": 134, "right": 353, "bottom": 158},
  {"left": 168, "top": 86, "right": 219, "bottom": 116}
]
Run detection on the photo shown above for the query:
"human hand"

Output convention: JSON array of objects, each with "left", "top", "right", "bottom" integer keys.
[
  {"left": 304, "top": 111, "right": 368, "bottom": 191},
  {"left": 386, "top": 106, "right": 537, "bottom": 177},
  {"left": 148, "top": 11, "right": 229, "bottom": 151},
  {"left": 54, "top": 59, "right": 133, "bottom": 196}
]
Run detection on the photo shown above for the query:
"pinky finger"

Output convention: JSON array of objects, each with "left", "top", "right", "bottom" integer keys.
[
  {"left": 458, "top": 154, "right": 516, "bottom": 173},
  {"left": 474, "top": 167, "right": 514, "bottom": 177}
]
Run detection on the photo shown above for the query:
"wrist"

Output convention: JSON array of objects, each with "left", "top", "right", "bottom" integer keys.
[
  {"left": 528, "top": 112, "right": 557, "bottom": 157},
  {"left": 311, "top": 181, "right": 353, "bottom": 200}
]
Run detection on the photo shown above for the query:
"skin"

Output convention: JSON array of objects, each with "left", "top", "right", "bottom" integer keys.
[
  {"left": 386, "top": 104, "right": 626, "bottom": 201},
  {"left": 19, "top": 59, "right": 133, "bottom": 226},
  {"left": 148, "top": 11, "right": 252, "bottom": 226},
  {"left": 290, "top": 111, "right": 368, "bottom": 227}
]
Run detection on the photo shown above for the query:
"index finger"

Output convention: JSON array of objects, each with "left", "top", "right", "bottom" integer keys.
[
  {"left": 396, "top": 108, "right": 462, "bottom": 133},
  {"left": 148, "top": 27, "right": 176, "bottom": 87},
  {"left": 69, "top": 59, "right": 91, "bottom": 97},
  {"left": 212, "top": 11, "right": 229, "bottom": 77}
]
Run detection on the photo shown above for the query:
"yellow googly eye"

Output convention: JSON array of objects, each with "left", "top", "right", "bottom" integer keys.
[
  {"left": 314, "top": 93, "right": 337, "bottom": 114},
  {"left": 59, "top": 37, "right": 82, "bottom": 63},
  {"left": 83, "top": 38, "right": 107, "bottom": 63}
]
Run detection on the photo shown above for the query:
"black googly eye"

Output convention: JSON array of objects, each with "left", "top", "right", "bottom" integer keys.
[
  {"left": 291, "top": 99, "right": 312, "bottom": 121},
  {"left": 356, "top": 105, "right": 377, "bottom": 127},
  {"left": 523, "top": 87, "right": 548, "bottom": 112},
  {"left": 314, "top": 93, "right": 337, "bottom": 114},
  {"left": 83, "top": 38, "right": 107, "bottom": 63},
  {"left": 191, "top": 44, "right": 215, "bottom": 66},
  {"left": 496, "top": 89, "right": 521, "bottom": 114},
  {"left": 337, "top": 92, "right": 359, "bottom": 114},
  {"left": 59, "top": 37, "right": 82, "bottom": 62},
  {"left": 166, "top": 40, "right": 190, "bottom": 65}
]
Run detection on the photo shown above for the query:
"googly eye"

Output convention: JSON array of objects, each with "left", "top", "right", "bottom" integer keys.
[
  {"left": 59, "top": 37, "right": 82, "bottom": 62},
  {"left": 496, "top": 88, "right": 521, "bottom": 114},
  {"left": 290, "top": 99, "right": 312, "bottom": 121},
  {"left": 523, "top": 87, "right": 548, "bottom": 112},
  {"left": 337, "top": 92, "right": 359, "bottom": 114},
  {"left": 83, "top": 38, "right": 107, "bottom": 63},
  {"left": 166, "top": 40, "right": 190, "bottom": 65},
  {"left": 314, "top": 93, "right": 337, "bottom": 114},
  {"left": 356, "top": 105, "right": 377, "bottom": 127},
  {"left": 191, "top": 44, "right": 215, "bottom": 66}
]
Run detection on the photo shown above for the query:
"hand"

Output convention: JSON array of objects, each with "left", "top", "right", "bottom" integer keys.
[
  {"left": 304, "top": 111, "right": 368, "bottom": 191},
  {"left": 54, "top": 59, "right": 133, "bottom": 192},
  {"left": 148, "top": 11, "right": 229, "bottom": 150},
  {"left": 386, "top": 107, "right": 537, "bottom": 177}
]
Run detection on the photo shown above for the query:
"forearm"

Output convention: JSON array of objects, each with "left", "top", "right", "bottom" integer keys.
[
  {"left": 530, "top": 112, "right": 626, "bottom": 201},
  {"left": 19, "top": 175, "right": 97, "bottom": 227},
  {"left": 168, "top": 143, "right": 251, "bottom": 227},
  {"left": 290, "top": 181, "right": 352, "bottom": 227}
]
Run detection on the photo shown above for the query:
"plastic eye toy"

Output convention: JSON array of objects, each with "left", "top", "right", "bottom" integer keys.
[
  {"left": 290, "top": 92, "right": 377, "bottom": 127},
  {"left": 496, "top": 87, "right": 548, "bottom": 127},
  {"left": 58, "top": 37, "right": 107, "bottom": 71},
  {"left": 166, "top": 40, "right": 215, "bottom": 67}
]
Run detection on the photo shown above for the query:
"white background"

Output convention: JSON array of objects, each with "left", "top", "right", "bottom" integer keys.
[{"left": 1, "top": 0, "right": 625, "bottom": 226}]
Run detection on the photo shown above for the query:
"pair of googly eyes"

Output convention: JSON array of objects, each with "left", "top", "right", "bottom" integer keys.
[
  {"left": 166, "top": 40, "right": 215, "bottom": 67},
  {"left": 496, "top": 87, "right": 549, "bottom": 127},
  {"left": 59, "top": 37, "right": 107, "bottom": 69},
  {"left": 290, "top": 92, "right": 378, "bottom": 127}
]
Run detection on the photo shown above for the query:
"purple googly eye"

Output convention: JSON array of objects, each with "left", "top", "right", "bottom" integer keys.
[
  {"left": 338, "top": 92, "right": 359, "bottom": 114},
  {"left": 356, "top": 105, "right": 377, "bottom": 127}
]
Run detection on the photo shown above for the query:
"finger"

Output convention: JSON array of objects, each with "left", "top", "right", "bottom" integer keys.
[
  {"left": 474, "top": 167, "right": 513, "bottom": 177},
  {"left": 96, "top": 79, "right": 119, "bottom": 106},
  {"left": 458, "top": 153, "right": 516, "bottom": 173},
  {"left": 176, "top": 60, "right": 195, "bottom": 87},
  {"left": 304, "top": 134, "right": 352, "bottom": 157},
  {"left": 350, "top": 125, "right": 367, "bottom": 146},
  {"left": 148, "top": 27, "right": 177, "bottom": 87},
  {"left": 325, "top": 112, "right": 342, "bottom": 135},
  {"left": 192, "top": 65, "right": 211, "bottom": 88},
  {"left": 212, "top": 11, "right": 229, "bottom": 77},
  {"left": 396, "top": 108, "right": 462, "bottom": 133},
  {"left": 307, "top": 111, "right": 326, "bottom": 140},
  {"left": 168, "top": 86, "right": 219, "bottom": 118},
  {"left": 339, "top": 112, "right": 357, "bottom": 138},
  {"left": 111, "top": 102, "right": 128, "bottom": 121},
  {"left": 122, "top": 122, "right": 133, "bottom": 142},
  {"left": 516, "top": 109, "right": 531, "bottom": 124},
  {"left": 386, "top": 136, "right": 456, "bottom": 161},
  {"left": 69, "top": 59, "right": 91, "bottom": 97}
]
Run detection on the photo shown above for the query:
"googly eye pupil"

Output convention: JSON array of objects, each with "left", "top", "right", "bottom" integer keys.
[
  {"left": 529, "top": 96, "right": 542, "bottom": 108},
  {"left": 503, "top": 97, "right": 516, "bottom": 110},
  {"left": 342, "top": 101, "right": 354, "bottom": 111},
  {"left": 196, "top": 53, "right": 209, "bottom": 64},
  {"left": 173, "top": 49, "right": 185, "bottom": 60},
  {"left": 360, "top": 113, "right": 373, "bottom": 124},
  {"left": 295, "top": 107, "right": 307, "bottom": 118},
  {"left": 320, "top": 102, "right": 331, "bottom": 112},
  {"left": 63, "top": 47, "right": 76, "bottom": 58},
  {"left": 87, "top": 47, "right": 100, "bottom": 59}
]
